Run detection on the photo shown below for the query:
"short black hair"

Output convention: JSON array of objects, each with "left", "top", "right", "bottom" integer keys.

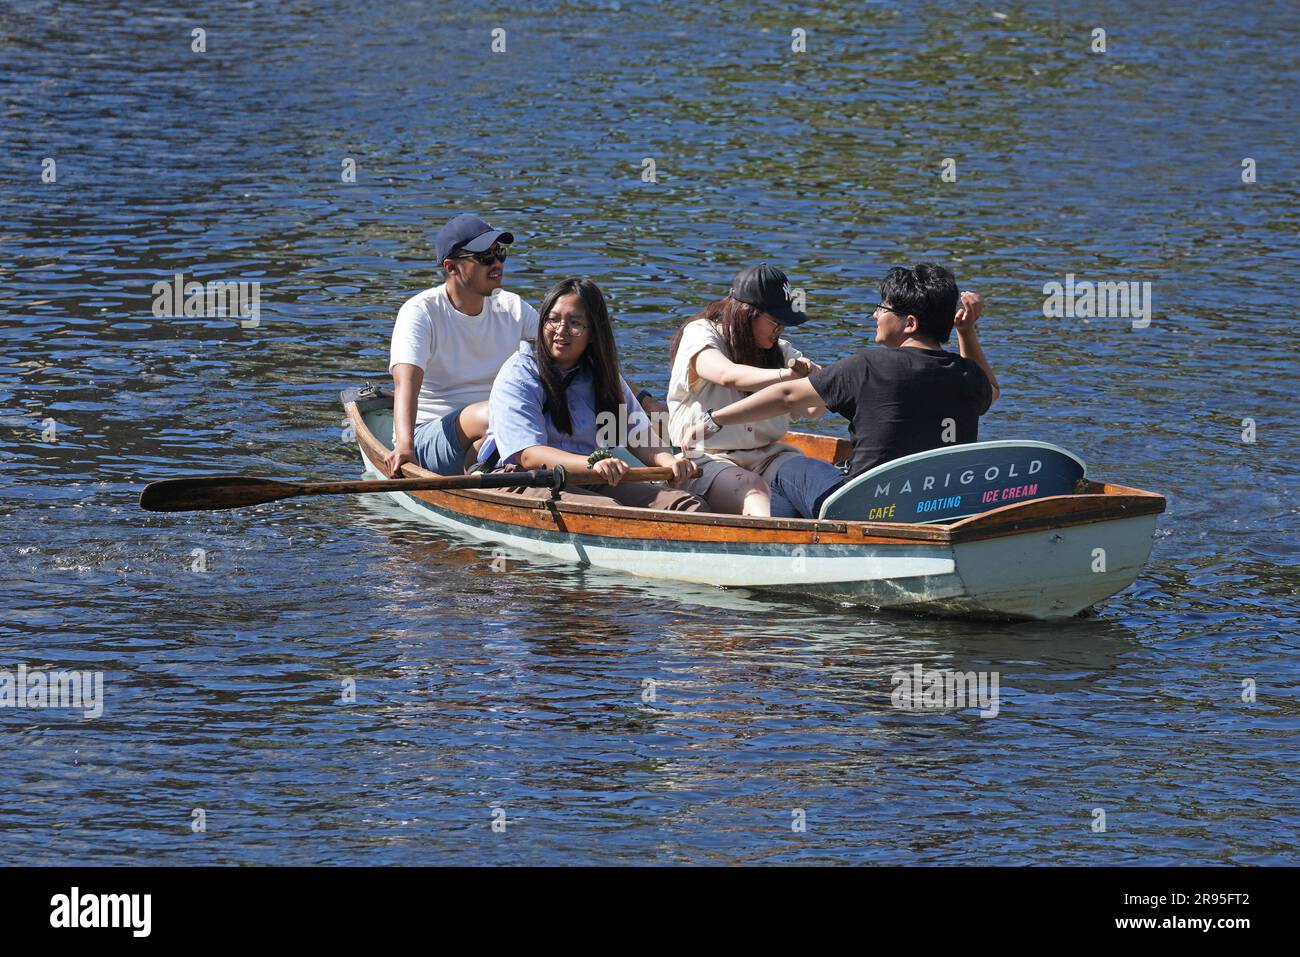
[{"left": 879, "top": 263, "right": 959, "bottom": 344}]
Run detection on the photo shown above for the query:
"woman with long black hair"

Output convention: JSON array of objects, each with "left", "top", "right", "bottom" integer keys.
[{"left": 483, "top": 278, "right": 702, "bottom": 510}]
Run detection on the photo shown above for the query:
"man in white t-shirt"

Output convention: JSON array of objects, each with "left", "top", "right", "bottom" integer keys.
[{"left": 386, "top": 214, "right": 540, "bottom": 477}]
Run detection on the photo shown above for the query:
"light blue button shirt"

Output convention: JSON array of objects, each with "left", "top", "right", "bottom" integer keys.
[{"left": 486, "top": 345, "right": 651, "bottom": 467}]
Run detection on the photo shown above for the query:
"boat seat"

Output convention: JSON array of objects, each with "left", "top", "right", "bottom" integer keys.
[{"left": 817, "top": 440, "right": 1087, "bottom": 524}]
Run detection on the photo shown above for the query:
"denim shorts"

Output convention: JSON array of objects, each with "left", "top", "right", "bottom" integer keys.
[{"left": 413, "top": 405, "right": 467, "bottom": 475}]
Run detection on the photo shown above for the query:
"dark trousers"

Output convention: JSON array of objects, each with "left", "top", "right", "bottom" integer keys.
[{"left": 769, "top": 456, "right": 846, "bottom": 519}]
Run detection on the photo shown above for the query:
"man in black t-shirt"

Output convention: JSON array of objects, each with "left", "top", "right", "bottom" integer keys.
[{"left": 681, "top": 263, "right": 1000, "bottom": 519}]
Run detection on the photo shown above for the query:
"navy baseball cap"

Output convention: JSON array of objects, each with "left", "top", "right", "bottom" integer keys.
[
  {"left": 729, "top": 263, "right": 807, "bottom": 326},
  {"left": 434, "top": 214, "right": 514, "bottom": 264}
]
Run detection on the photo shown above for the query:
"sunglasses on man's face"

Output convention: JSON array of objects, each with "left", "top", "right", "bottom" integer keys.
[
  {"left": 873, "top": 303, "right": 905, "bottom": 317},
  {"left": 454, "top": 244, "right": 509, "bottom": 266}
]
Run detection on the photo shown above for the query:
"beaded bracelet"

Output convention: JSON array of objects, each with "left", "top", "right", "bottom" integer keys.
[{"left": 587, "top": 448, "right": 616, "bottom": 466}]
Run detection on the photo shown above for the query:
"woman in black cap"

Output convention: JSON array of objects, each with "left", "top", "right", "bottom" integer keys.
[{"left": 665, "top": 264, "right": 829, "bottom": 516}]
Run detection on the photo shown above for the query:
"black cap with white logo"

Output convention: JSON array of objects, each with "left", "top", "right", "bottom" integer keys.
[{"left": 728, "top": 263, "right": 807, "bottom": 326}]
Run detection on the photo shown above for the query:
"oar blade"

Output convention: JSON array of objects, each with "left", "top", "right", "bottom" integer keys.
[{"left": 139, "top": 476, "right": 302, "bottom": 512}]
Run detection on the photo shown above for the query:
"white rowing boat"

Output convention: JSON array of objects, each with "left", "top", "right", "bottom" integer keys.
[{"left": 343, "top": 384, "right": 1165, "bottom": 620}]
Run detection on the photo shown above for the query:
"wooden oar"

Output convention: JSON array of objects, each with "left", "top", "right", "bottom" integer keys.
[{"left": 139, "top": 466, "right": 675, "bottom": 513}]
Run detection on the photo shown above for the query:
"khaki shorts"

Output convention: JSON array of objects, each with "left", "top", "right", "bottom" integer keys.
[{"left": 678, "top": 443, "right": 803, "bottom": 499}]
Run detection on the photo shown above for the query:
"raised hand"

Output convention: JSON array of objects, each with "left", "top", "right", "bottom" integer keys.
[{"left": 954, "top": 291, "right": 983, "bottom": 332}]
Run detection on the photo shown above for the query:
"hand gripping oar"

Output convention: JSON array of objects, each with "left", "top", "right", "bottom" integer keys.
[{"left": 138, "top": 466, "right": 675, "bottom": 513}]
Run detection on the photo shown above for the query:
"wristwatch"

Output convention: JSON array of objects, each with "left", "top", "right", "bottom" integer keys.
[{"left": 701, "top": 410, "right": 722, "bottom": 437}]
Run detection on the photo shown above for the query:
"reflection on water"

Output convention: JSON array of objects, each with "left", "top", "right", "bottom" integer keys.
[{"left": 1, "top": 1, "right": 1297, "bottom": 864}]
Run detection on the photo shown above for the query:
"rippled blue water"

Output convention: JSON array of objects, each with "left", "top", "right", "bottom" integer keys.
[{"left": 1, "top": 1, "right": 1296, "bottom": 864}]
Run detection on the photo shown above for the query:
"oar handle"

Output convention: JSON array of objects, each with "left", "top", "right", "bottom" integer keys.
[{"left": 550, "top": 466, "right": 675, "bottom": 486}]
